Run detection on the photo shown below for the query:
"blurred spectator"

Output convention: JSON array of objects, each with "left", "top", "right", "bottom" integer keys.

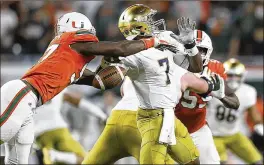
[
  {"left": 0, "top": 1, "right": 263, "bottom": 56},
  {"left": 229, "top": 1, "right": 264, "bottom": 57},
  {"left": 206, "top": 2, "right": 233, "bottom": 53},
  {"left": 18, "top": 9, "right": 51, "bottom": 54},
  {"left": 1, "top": 2, "right": 18, "bottom": 53},
  {"left": 72, "top": 1, "right": 104, "bottom": 24}
]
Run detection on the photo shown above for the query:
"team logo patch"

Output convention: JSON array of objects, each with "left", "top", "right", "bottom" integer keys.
[{"left": 72, "top": 21, "right": 84, "bottom": 28}]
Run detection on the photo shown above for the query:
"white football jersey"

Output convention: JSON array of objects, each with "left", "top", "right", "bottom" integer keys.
[
  {"left": 34, "top": 89, "right": 68, "bottom": 136},
  {"left": 112, "top": 76, "right": 139, "bottom": 111},
  {"left": 207, "top": 83, "right": 257, "bottom": 136},
  {"left": 121, "top": 48, "right": 187, "bottom": 109}
]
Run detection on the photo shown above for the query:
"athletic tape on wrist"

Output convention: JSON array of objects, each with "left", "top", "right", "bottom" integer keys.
[{"left": 95, "top": 74, "right": 105, "bottom": 90}]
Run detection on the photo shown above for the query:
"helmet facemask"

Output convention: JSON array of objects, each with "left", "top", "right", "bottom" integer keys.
[
  {"left": 194, "top": 30, "right": 213, "bottom": 66},
  {"left": 226, "top": 73, "right": 245, "bottom": 91}
]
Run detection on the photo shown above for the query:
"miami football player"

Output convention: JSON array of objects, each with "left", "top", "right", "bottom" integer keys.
[
  {"left": 83, "top": 4, "right": 222, "bottom": 165},
  {"left": 207, "top": 58, "right": 263, "bottom": 164},
  {"left": 175, "top": 30, "right": 240, "bottom": 164},
  {"left": 0, "top": 11, "right": 172, "bottom": 164}
]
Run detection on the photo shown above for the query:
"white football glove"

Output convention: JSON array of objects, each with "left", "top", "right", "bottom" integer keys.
[
  {"left": 171, "top": 17, "right": 196, "bottom": 45},
  {"left": 154, "top": 31, "right": 185, "bottom": 54},
  {"left": 201, "top": 66, "right": 225, "bottom": 99},
  {"left": 211, "top": 75, "right": 225, "bottom": 99}
]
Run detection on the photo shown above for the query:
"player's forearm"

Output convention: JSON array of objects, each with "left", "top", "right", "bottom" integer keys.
[
  {"left": 182, "top": 72, "right": 212, "bottom": 94},
  {"left": 220, "top": 93, "right": 240, "bottom": 109},
  {"left": 187, "top": 52, "right": 203, "bottom": 73},
  {"left": 248, "top": 107, "right": 263, "bottom": 125},
  {"left": 71, "top": 39, "right": 152, "bottom": 57}
]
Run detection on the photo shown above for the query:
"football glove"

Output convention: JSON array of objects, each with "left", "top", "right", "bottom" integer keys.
[{"left": 172, "top": 17, "right": 196, "bottom": 45}]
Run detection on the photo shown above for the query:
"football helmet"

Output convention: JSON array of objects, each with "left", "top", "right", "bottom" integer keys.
[
  {"left": 223, "top": 58, "right": 246, "bottom": 90},
  {"left": 118, "top": 4, "right": 166, "bottom": 40},
  {"left": 194, "top": 30, "right": 213, "bottom": 66},
  {"left": 55, "top": 12, "right": 96, "bottom": 36}
]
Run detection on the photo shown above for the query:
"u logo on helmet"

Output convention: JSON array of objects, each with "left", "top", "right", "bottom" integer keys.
[{"left": 72, "top": 21, "right": 84, "bottom": 28}]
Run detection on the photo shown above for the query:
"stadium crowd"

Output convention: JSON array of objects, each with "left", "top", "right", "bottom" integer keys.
[{"left": 1, "top": 1, "right": 263, "bottom": 56}]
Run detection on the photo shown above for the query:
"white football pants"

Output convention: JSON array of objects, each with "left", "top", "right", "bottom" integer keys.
[
  {"left": 191, "top": 124, "right": 220, "bottom": 164},
  {"left": 1, "top": 80, "right": 38, "bottom": 164}
]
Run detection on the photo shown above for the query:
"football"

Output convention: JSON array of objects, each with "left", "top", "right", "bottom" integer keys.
[{"left": 92, "top": 65, "right": 127, "bottom": 90}]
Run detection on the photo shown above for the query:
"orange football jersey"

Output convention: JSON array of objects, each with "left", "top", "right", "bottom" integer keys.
[
  {"left": 175, "top": 59, "right": 227, "bottom": 133},
  {"left": 22, "top": 30, "right": 98, "bottom": 104}
]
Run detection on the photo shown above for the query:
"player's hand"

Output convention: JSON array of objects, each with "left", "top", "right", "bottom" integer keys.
[
  {"left": 95, "top": 57, "right": 122, "bottom": 73},
  {"left": 211, "top": 75, "right": 225, "bottom": 99},
  {"left": 172, "top": 17, "right": 196, "bottom": 45},
  {"left": 154, "top": 31, "right": 184, "bottom": 54},
  {"left": 201, "top": 67, "right": 225, "bottom": 99}
]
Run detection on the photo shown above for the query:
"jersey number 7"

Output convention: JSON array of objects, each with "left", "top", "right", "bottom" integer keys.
[{"left": 158, "top": 58, "right": 170, "bottom": 85}]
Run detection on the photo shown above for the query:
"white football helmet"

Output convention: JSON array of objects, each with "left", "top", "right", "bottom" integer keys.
[
  {"left": 194, "top": 30, "right": 213, "bottom": 66},
  {"left": 55, "top": 12, "right": 96, "bottom": 36}
]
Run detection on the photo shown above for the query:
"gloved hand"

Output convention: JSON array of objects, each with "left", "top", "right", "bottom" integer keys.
[
  {"left": 95, "top": 57, "right": 122, "bottom": 73},
  {"left": 201, "top": 66, "right": 225, "bottom": 99},
  {"left": 171, "top": 17, "right": 196, "bottom": 45},
  {"left": 211, "top": 75, "right": 225, "bottom": 99},
  {"left": 154, "top": 31, "right": 184, "bottom": 54}
]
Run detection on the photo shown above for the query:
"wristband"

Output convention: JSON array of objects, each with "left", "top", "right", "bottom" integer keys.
[
  {"left": 184, "top": 41, "right": 196, "bottom": 49},
  {"left": 185, "top": 46, "right": 199, "bottom": 56},
  {"left": 141, "top": 38, "right": 155, "bottom": 49},
  {"left": 199, "top": 76, "right": 214, "bottom": 97}
]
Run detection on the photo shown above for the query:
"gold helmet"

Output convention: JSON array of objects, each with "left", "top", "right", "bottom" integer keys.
[
  {"left": 223, "top": 58, "right": 246, "bottom": 90},
  {"left": 118, "top": 4, "right": 166, "bottom": 40}
]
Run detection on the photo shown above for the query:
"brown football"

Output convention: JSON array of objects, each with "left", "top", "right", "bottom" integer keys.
[{"left": 92, "top": 65, "right": 127, "bottom": 90}]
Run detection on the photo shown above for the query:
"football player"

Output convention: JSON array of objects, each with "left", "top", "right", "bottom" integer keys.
[
  {"left": 175, "top": 30, "right": 240, "bottom": 164},
  {"left": 34, "top": 86, "right": 107, "bottom": 164},
  {"left": 0, "top": 11, "right": 171, "bottom": 164},
  {"left": 207, "top": 58, "right": 263, "bottom": 164},
  {"left": 83, "top": 4, "right": 222, "bottom": 165}
]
